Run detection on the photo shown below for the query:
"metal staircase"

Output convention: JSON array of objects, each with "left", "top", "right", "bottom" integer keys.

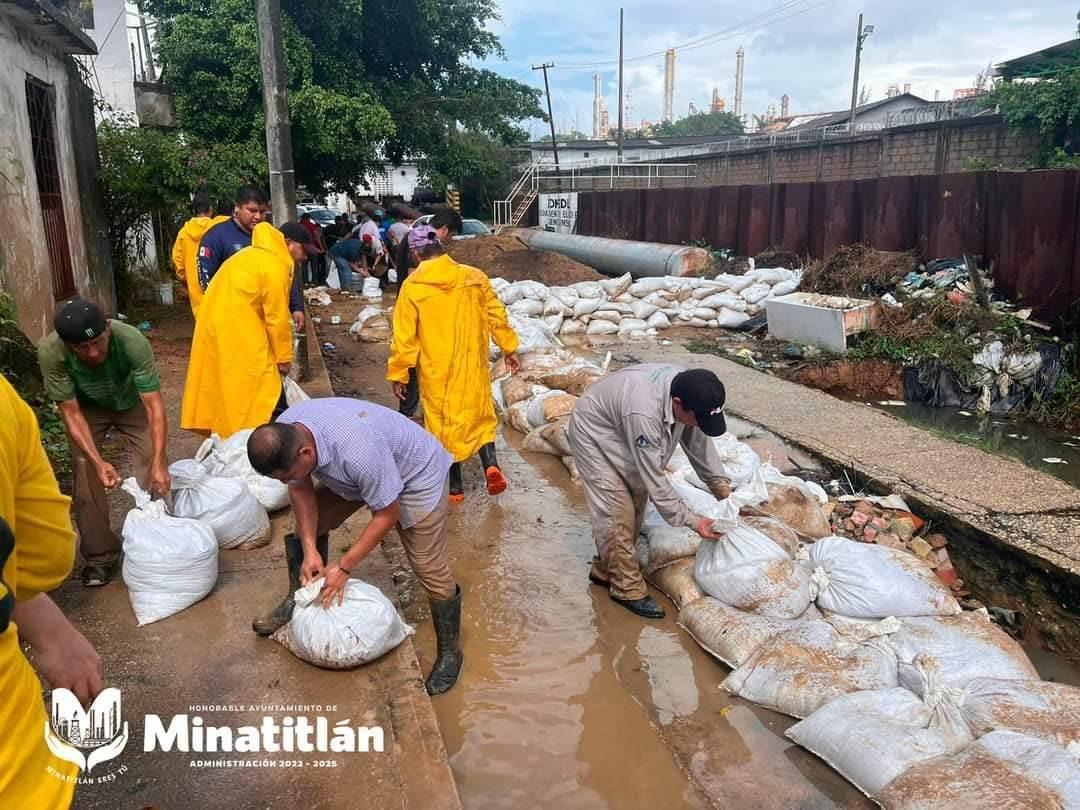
[{"left": 493, "top": 163, "right": 539, "bottom": 232}]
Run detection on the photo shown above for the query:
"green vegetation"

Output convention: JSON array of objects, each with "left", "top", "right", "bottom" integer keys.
[
  {"left": 0, "top": 293, "right": 69, "bottom": 476},
  {"left": 991, "top": 66, "right": 1080, "bottom": 168}
]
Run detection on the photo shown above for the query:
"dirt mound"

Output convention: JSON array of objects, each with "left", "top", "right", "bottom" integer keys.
[
  {"left": 447, "top": 234, "right": 603, "bottom": 286},
  {"left": 802, "top": 244, "right": 917, "bottom": 297},
  {"left": 755, "top": 247, "right": 804, "bottom": 269}
]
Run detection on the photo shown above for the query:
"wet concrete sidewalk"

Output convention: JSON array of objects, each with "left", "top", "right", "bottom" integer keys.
[{"left": 53, "top": 312, "right": 460, "bottom": 810}]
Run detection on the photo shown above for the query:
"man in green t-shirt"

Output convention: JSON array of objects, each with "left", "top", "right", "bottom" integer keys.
[{"left": 37, "top": 299, "right": 171, "bottom": 587}]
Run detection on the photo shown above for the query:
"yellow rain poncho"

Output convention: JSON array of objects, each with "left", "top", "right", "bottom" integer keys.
[
  {"left": 171, "top": 214, "right": 228, "bottom": 317},
  {"left": 0, "top": 375, "right": 79, "bottom": 808},
  {"left": 181, "top": 222, "right": 294, "bottom": 437},
  {"left": 388, "top": 253, "right": 519, "bottom": 462}
]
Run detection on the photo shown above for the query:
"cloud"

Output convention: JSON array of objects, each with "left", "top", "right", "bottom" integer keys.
[{"left": 482, "top": 0, "right": 1075, "bottom": 135}]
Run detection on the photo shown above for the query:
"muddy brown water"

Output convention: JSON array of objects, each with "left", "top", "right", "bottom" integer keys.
[{"left": 411, "top": 436, "right": 868, "bottom": 809}]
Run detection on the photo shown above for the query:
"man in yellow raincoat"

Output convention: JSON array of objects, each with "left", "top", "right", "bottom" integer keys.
[
  {"left": 1, "top": 374, "right": 104, "bottom": 808},
  {"left": 388, "top": 220, "right": 520, "bottom": 502},
  {"left": 171, "top": 193, "right": 228, "bottom": 317},
  {"left": 181, "top": 221, "right": 319, "bottom": 437}
]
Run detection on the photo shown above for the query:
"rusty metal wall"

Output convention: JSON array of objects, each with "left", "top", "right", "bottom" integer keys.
[{"left": 572, "top": 170, "right": 1080, "bottom": 321}]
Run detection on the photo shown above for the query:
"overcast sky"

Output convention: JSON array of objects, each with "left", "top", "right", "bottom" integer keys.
[{"left": 481, "top": 0, "right": 1074, "bottom": 139}]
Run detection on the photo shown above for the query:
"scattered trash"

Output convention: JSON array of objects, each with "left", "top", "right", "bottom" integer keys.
[
  {"left": 879, "top": 400, "right": 906, "bottom": 407},
  {"left": 958, "top": 410, "right": 973, "bottom": 417},
  {"left": 1042, "top": 457, "right": 1068, "bottom": 464},
  {"left": 330, "top": 315, "right": 342, "bottom": 325},
  {"left": 137, "top": 321, "right": 152, "bottom": 332},
  {"left": 322, "top": 342, "right": 336, "bottom": 352}
]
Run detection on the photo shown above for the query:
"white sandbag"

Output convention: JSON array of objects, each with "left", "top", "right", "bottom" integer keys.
[
  {"left": 628, "top": 277, "right": 669, "bottom": 297},
  {"left": 670, "top": 466, "right": 769, "bottom": 532},
  {"left": 506, "top": 401, "right": 532, "bottom": 433},
  {"left": 808, "top": 536, "right": 961, "bottom": 619},
  {"left": 522, "top": 426, "right": 561, "bottom": 455},
  {"left": 353, "top": 306, "right": 385, "bottom": 326},
  {"left": 786, "top": 686, "right": 972, "bottom": 798},
  {"left": 282, "top": 375, "right": 310, "bottom": 407},
  {"left": 121, "top": 479, "right": 218, "bottom": 626},
  {"left": 599, "top": 272, "right": 633, "bottom": 298},
  {"left": 664, "top": 276, "right": 696, "bottom": 293},
  {"left": 542, "top": 297, "right": 571, "bottom": 316},
  {"left": 539, "top": 419, "right": 573, "bottom": 457},
  {"left": 770, "top": 278, "right": 800, "bottom": 297},
  {"left": 693, "top": 521, "right": 812, "bottom": 619},
  {"left": 589, "top": 309, "right": 623, "bottom": 324},
  {"left": 646, "top": 311, "right": 671, "bottom": 330},
  {"left": 699, "top": 292, "right": 748, "bottom": 312},
  {"left": 960, "top": 678, "right": 1080, "bottom": 747},
  {"left": 491, "top": 378, "right": 506, "bottom": 414},
  {"left": 525, "top": 390, "right": 577, "bottom": 427},
  {"left": 510, "top": 299, "right": 545, "bottom": 318},
  {"left": 751, "top": 267, "right": 796, "bottom": 285},
  {"left": 890, "top": 612, "right": 1038, "bottom": 695},
  {"left": 513, "top": 280, "right": 550, "bottom": 301},
  {"left": 647, "top": 558, "right": 703, "bottom": 609},
  {"left": 678, "top": 597, "right": 819, "bottom": 668},
  {"left": 325, "top": 264, "right": 341, "bottom": 289},
  {"left": 616, "top": 318, "right": 649, "bottom": 336},
  {"left": 586, "top": 320, "right": 619, "bottom": 336},
  {"left": 490, "top": 277, "right": 511, "bottom": 293},
  {"left": 361, "top": 276, "right": 382, "bottom": 300},
  {"left": 560, "top": 454, "right": 581, "bottom": 484},
  {"left": 876, "top": 730, "right": 1080, "bottom": 809},
  {"left": 740, "top": 281, "right": 772, "bottom": 304},
  {"left": 613, "top": 292, "right": 636, "bottom": 304},
  {"left": 498, "top": 284, "right": 523, "bottom": 305},
  {"left": 711, "top": 434, "right": 761, "bottom": 486},
  {"left": 721, "top": 618, "right": 899, "bottom": 718},
  {"left": 560, "top": 319, "right": 585, "bottom": 336},
  {"left": 542, "top": 313, "right": 565, "bottom": 334},
  {"left": 508, "top": 313, "right": 559, "bottom": 354},
  {"left": 195, "top": 430, "right": 291, "bottom": 511},
  {"left": 501, "top": 377, "right": 547, "bottom": 408},
  {"left": 271, "top": 578, "right": 412, "bottom": 669},
  {"left": 631, "top": 300, "right": 659, "bottom": 320},
  {"left": 714, "top": 273, "right": 755, "bottom": 293},
  {"left": 538, "top": 362, "right": 606, "bottom": 395},
  {"left": 169, "top": 460, "right": 270, "bottom": 550},
  {"left": 548, "top": 286, "right": 579, "bottom": 307},
  {"left": 572, "top": 298, "right": 604, "bottom": 318},
  {"left": 690, "top": 282, "right": 724, "bottom": 300},
  {"left": 644, "top": 291, "right": 674, "bottom": 307},
  {"left": 599, "top": 301, "right": 633, "bottom": 315},
  {"left": 714, "top": 308, "right": 751, "bottom": 328},
  {"left": 741, "top": 515, "right": 800, "bottom": 556},
  {"left": 759, "top": 464, "right": 828, "bottom": 504},
  {"left": 693, "top": 307, "right": 718, "bottom": 320},
  {"left": 627, "top": 329, "right": 649, "bottom": 340},
  {"left": 759, "top": 482, "right": 832, "bottom": 538},
  {"left": 640, "top": 517, "right": 701, "bottom": 574},
  {"left": 569, "top": 280, "right": 604, "bottom": 298},
  {"left": 688, "top": 318, "right": 710, "bottom": 328}
]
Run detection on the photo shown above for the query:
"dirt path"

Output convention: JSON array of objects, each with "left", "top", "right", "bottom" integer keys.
[
  {"left": 52, "top": 306, "right": 460, "bottom": 810},
  {"left": 313, "top": 294, "right": 868, "bottom": 809}
]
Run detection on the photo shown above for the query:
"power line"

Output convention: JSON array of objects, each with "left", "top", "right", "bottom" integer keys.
[{"left": 558, "top": 0, "right": 831, "bottom": 70}]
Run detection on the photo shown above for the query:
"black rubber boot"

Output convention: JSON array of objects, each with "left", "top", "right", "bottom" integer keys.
[
  {"left": 252, "top": 533, "right": 328, "bottom": 635},
  {"left": 449, "top": 463, "right": 464, "bottom": 503},
  {"left": 611, "top": 594, "right": 666, "bottom": 619},
  {"left": 426, "top": 586, "right": 463, "bottom": 696},
  {"left": 478, "top": 442, "right": 507, "bottom": 496}
]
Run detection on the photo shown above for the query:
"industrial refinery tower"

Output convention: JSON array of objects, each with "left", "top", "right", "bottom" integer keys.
[
  {"left": 734, "top": 47, "right": 745, "bottom": 120},
  {"left": 663, "top": 48, "right": 675, "bottom": 123},
  {"left": 592, "top": 74, "right": 604, "bottom": 138}
]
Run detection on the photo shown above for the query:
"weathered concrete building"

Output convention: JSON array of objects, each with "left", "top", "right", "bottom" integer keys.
[{"left": 0, "top": 0, "right": 114, "bottom": 342}]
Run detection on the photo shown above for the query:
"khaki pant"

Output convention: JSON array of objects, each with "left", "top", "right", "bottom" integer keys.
[
  {"left": 71, "top": 401, "right": 153, "bottom": 565},
  {"left": 567, "top": 421, "right": 649, "bottom": 601},
  {"left": 314, "top": 477, "right": 456, "bottom": 601}
]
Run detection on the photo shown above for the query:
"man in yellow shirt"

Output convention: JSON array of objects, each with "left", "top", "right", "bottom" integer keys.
[
  {"left": 171, "top": 193, "right": 228, "bottom": 317},
  {"left": 0, "top": 374, "right": 104, "bottom": 808},
  {"left": 387, "top": 222, "right": 520, "bottom": 502}
]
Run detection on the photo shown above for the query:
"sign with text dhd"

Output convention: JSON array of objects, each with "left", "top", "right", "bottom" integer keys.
[{"left": 538, "top": 193, "right": 578, "bottom": 233}]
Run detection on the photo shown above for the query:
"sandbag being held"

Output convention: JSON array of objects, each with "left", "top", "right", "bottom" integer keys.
[
  {"left": 169, "top": 459, "right": 271, "bottom": 550},
  {"left": 196, "top": 429, "right": 291, "bottom": 511}
]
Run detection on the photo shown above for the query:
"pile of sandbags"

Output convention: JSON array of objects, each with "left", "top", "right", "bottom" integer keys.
[
  {"left": 490, "top": 266, "right": 802, "bottom": 341},
  {"left": 303, "top": 287, "right": 333, "bottom": 307},
  {"left": 348, "top": 306, "right": 391, "bottom": 343}
]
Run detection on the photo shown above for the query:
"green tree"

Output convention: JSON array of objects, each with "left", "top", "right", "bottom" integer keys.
[
  {"left": 540, "top": 130, "right": 590, "bottom": 142},
  {"left": 991, "top": 67, "right": 1080, "bottom": 166},
  {"left": 652, "top": 110, "right": 744, "bottom": 138},
  {"left": 145, "top": 0, "right": 543, "bottom": 194},
  {"left": 423, "top": 130, "right": 524, "bottom": 218}
]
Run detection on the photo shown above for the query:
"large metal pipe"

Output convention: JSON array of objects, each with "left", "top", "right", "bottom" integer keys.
[{"left": 507, "top": 229, "right": 714, "bottom": 278}]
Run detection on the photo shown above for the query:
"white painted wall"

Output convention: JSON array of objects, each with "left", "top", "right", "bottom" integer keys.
[
  {"left": 0, "top": 14, "right": 98, "bottom": 340},
  {"left": 82, "top": 0, "right": 138, "bottom": 115}
]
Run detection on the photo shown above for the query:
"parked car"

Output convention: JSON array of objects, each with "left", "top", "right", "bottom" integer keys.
[
  {"left": 298, "top": 206, "right": 341, "bottom": 227},
  {"left": 411, "top": 215, "right": 492, "bottom": 240}
]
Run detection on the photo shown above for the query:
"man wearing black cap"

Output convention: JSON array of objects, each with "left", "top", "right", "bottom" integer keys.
[
  {"left": 37, "top": 298, "right": 171, "bottom": 586},
  {"left": 567, "top": 364, "right": 733, "bottom": 619}
]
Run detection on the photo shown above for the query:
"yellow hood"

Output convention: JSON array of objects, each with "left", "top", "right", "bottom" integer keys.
[
  {"left": 179, "top": 214, "right": 227, "bottom": 241},
  {"left": 410, "top": 253, "right": 485, "bottom": 292},
  {"left": 251, "top": 221, "right": 295, "bottom": 270}
]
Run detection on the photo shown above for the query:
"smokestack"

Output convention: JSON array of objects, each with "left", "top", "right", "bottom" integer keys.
[
  {"left": 903, "top": 82, "right": 911, "bottom": 95},
  {"left": 663, "top": 49, "right": 675, "bottom": 123},
  {"left": 734, "top": 47, "right": 745, "bottom": 119},
  {"left": 780, "top": 93, "right": 790, "bottom": 118},
  {"left": 711, "top": 88, "right": 725, "bottom": 112},
  {"left": 592, "top": 74, "right": 603, "bottom": 138},
  {"left": 934, "top": 89, "right": 941, "bottom": 102}
]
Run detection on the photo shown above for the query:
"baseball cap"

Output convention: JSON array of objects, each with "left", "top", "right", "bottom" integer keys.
[
  {"left": 671, "top": 368, "right": 727, "bottom": 437},
  {"left": 279, "top": 221, "right": 322, "bottom": 254},
  {"left": 54, "top": 298, "right": 107, "bottom": 344}
]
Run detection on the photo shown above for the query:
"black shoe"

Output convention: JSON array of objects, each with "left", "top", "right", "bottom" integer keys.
[
  {"left": 449, "top": 462, "right": 464, "bottom": 504},
  {"left": 588, "top": 571, "right": 609, "bottom": 587},
  {"left": 426, "top": 585, "right": 463, "bottom": 696},
  {"left": 81, "top": 559, "right": 120, "bottom": 587},
  {"left": 611, "top": 594, "right": 665, "bottom": 619},
  {"left": 252, "top": 533, "right": 328, "bottom": 636}
]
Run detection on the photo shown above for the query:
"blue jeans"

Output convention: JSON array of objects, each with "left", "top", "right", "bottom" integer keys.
[{"left": 332, "top": 255, "right": 355, "bottom": 290}]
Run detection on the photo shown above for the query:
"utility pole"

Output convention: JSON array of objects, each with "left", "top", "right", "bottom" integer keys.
[
  {"left": 617, "top": 7, "right": 624, "bottom": 160},
  {"left": 256, "top": 0, "right": 308, "bottom": 380},
  {"left": 532, "top": 63, "right": 559, "bottom": 171},
  {"left": 849, "top": 13, "right": 874, "bottom": 134},
  {"left": 135, "top": 2, "right": 156, "bottom": 82}
]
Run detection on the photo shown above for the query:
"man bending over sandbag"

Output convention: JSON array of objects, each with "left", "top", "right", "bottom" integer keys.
[
  {"left": 246, "top": 398, "right": 463, "bottom": 695},
  {"left": 568, "top": 365, "right": 732, "bottom": 619}
]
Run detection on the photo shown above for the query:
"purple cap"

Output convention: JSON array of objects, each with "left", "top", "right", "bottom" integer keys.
[{"left": 408, "top": 224, "right": 439, "bottom": 252}]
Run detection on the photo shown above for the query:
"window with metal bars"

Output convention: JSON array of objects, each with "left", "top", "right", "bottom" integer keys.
[{"left": 26, "top": 77, "right": 76, "bottom": 300}]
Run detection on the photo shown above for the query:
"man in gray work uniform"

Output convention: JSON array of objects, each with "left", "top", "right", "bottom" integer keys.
[{"left": 567, "top": 365, "right": 733, "bottom": 619}]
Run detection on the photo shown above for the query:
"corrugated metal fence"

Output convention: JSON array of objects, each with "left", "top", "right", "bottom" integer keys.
[{"left": 571, "top": 170, "right": 1080, "bottom": 321}]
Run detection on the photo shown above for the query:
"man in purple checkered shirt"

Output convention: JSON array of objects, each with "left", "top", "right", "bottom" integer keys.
[{"left": 245, "top": 397, "right": 463, "bottom": 695}]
